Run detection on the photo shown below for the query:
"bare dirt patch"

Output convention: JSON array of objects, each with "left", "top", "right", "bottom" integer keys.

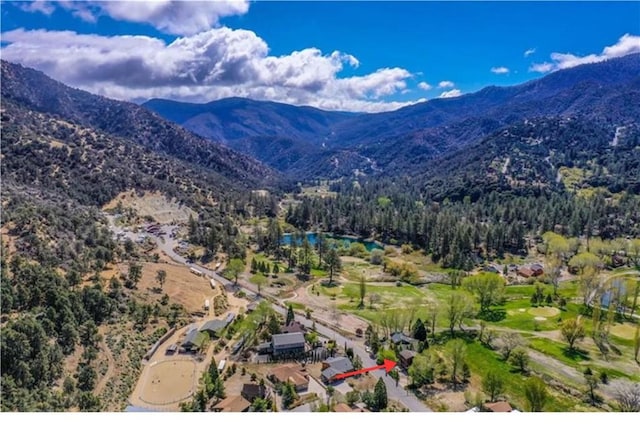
[
  {"left": 103, "top": 190, "right": 197, "bottom": 224},
  {"left": 528, "top": 307, "right": 560, "bottom": 318},
  {"left": 139, "top": 262, "right": 218, "bottom": 312},
  {"left": 137, "top": 359, "right": 197, "bottom": 406}
]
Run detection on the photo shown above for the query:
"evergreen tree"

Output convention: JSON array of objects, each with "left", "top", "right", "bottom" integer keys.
[
  {"left": 412, "top": 318, "right": 427, "bottom": 342},
  {"left": 286, "top": 305, "right": 295, "bottom": 326},
  {"left": 373, "top": 377, "right": 388, "bottom": 411}
]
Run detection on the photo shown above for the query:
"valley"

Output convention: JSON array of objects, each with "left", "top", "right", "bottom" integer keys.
[{"left": 1, "top": 51, "right": 640, "bottom": 415}]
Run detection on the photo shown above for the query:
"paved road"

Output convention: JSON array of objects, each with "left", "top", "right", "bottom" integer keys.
[{"left": 106, "top": 218, "right": 432, "bottom": 412}]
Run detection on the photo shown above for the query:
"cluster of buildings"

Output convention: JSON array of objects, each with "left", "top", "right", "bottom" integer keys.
[{"left": 172, "top": 314, "right": 237, "bottom": 354}]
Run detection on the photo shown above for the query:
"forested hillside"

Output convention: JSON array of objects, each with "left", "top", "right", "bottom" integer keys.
[
  {"left": 1, "top": 60, "right": 284, "bottom": 190},
  {"left": 146, "top": 54, "right": 640, "bottom": 180}
]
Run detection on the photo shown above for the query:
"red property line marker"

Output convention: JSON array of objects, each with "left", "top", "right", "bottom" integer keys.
[{"left": 333, "top": 359, "right": 397, "bottom": 380}]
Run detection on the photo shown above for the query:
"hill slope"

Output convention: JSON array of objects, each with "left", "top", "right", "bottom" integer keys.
[
  {"left": 143, "top": 54, "right": 640, "bottom": 180},
  {"left": 1, "top": 60, "right": 284, "bottom": 190},
  {"left": 143, "top": 97, "right": 354, "bottom": 145}
]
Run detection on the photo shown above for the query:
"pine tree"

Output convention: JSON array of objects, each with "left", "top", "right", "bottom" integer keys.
[
  {"left": 373, "top": 377, "right": 388, "bottom": 411},
  {"left": 286, "top": 305, "right": 295, "bottom": 326},
  {"left": 412, "top": 318, "right": 427, "bottom": 342}
]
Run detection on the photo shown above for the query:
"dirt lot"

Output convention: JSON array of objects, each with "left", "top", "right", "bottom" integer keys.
[
  {"left": 103, "top": 190, "right": 197, "bottom": 224},
  {"left": 136, "top": 358, "right": 197, "bottom": 406}
]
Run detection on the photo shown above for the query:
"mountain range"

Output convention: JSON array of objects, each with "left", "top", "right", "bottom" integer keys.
[
  {"left": 2, "top": 54, "right": 639, "bottom": 208},
  {"left": 144, "top": 53, "right": 640, "bottom": 181}
]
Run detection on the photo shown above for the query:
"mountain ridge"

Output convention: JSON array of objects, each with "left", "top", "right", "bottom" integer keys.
[
  {"left": 1, "top": 60, "right": 286, "bottom": 191},
  {"left": 142, "top": 54, "right": 640, "bottom": 180}
]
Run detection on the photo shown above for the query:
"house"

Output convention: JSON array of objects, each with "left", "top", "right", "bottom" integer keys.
[
  {"left": 390, "top": 332, "right": 417, "bottom": 347},
  {"left": 333, "top": 403, "right": 367, "bottom": 412},
  {"left": 281, "top": 321, "right": 306, "bottom": 334},
  {"left": 268, "top": 364, "right": 309, "bottom": 392},
  {"left": 247, "top": 302, "right": 259, "bottom": 312},
  {"left": 241, "top": 383, "right": 268, "bottom": 402},
  {"left": 483, "top": 265, "right": 500, "bottom": 274},
  {"left": 517, "top": 266, "right": 533, "bottom": 278},
  {"left": 212, "top": 395, "right": 251, "bottom": 412},
  {"left": 612, "top": 254, "right": 625, "bottom": 267},
  {"left": 333, "top": 403, "right": 354, "bottom": 412},
  {"left": 224, "top": 313, "right": 236, "bottom": 325},
  {"left": 398, "top": 349, "right": 417, "bottom": 370},
  {"left": 321, "top": 356, "right": 353, "bottom": 383},
  {"left": 272, "top": 332, "right": 306, "bottom": 356},
  {"left": 485, "top": 401, "right": 513, "bottom": 413},
  {"left": 530, "top": 263, "right": 544, "bottom": 276},
  {"left": 181, "top": 329, "right": 207, "bottom": 352},
  {"left": 200, "top": 319, "right": 227, "bottom": 338},
  {"left": 256, "top": 342, "right": 272, "bottom": 355}
]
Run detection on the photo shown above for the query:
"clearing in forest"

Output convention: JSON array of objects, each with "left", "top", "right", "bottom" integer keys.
[{"left": 103, "top": 190, "right": 197, "bottom": 224}]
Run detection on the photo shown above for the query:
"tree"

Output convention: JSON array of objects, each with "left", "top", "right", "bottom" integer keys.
[
  {"left": 370, "top": 249, "right": 384, "bottom": 265},
  {"left": 561, "top": 318, "right": 586, "bottom": 351},
  {"left": 281, "top": 382, "right": 297, "bottom": 409},
  {"left": 346, "top": 390, "right": 361, "bottom": 406},
  {"left": 358, "top": 274, "right": 366, "bottom": 309},
  {"left": 155, "top": 269, "right": 167, "bottom": 290},
  {"left": 227, "top": 258, "right": 245, "bottom": 284},
  {"left": 463, "top": 272, "right": 505, "bottom": 313},
  {"left": 77, "top": 364, "right": 97, "bottom": 392},
  {"left": 266, "top": 314, "right": 281, "bottom": 335},
  {"left": 584, "top": 368, "right": 599, "bottom": 406},
  {"left": 412, "top": 318, "right": 427, "bottom": 342},
  {"left": 315, "top": 233, "right": 328, "bottom": 267},
  {"left": 448, "top": 269, "right": 466, "bottom": 290},
  {"left": 252, "top": 272, "right": 267, "bottom": 295},
  {"left": 373, "top": 377, "right": 388, "bottom": 411},
  {"left": 634, "top": 324, "right": 640, "bottom": 363},
  {"left": 524, "top": 377, "right": 548, "bottom": 412},
  {"left": 445, "top": 339, "right": 467, "bottom": 389},
  {"left": 408, "top": 350, "right": 439, "bottom": 387},
  {"left": 543, "top": 232, "right": 570, "bottom": 295},
  {"left": 389, "top": 369, "right": 400, "bottom": 387},
  {"left": 286, "top": 305, "right": 295, "bottom": 326},
  {"left": 427, "top": 301, "right": 440, "bottom": 339},
  {"left": 509, "top": 347, "right": 530, "bottom": 373},
  {"left": 500, "top": 332, "right": 524, "bottom": 360},
  {"left": 325, "top": 248, "right": 341, "bottom": 285},
  {"left": 482, "top": 370, "right": 505, "bottom": 402},
  {"left": 444, "top": 292, "right": 474, "bottom": 336},
  {"left": 568, "top": 252, "right": 603, "bottom": 275},
  {"left": 128, "top": 262, "right": 142, "bottom": 288},
  {"left": 612, "top": 380, "right": 640, "bottom": 412}
]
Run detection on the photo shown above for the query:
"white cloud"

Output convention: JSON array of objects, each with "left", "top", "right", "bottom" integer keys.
[
  {"left": 529, "top": 62, "right": 554, "bottom": 73},
  {"left": 0, "top": 27, "right": 418, "bottom": 113},
  {"left": 530, "top": 33, "right": 640, "bottom": 73},
  {"left": 438, "top": 80, "right": 454, "bottom": 88},
  {"left": 417, "top": 82, "right": 432, "bottom": 91},
  {"left": 490, "top": 66, "right": 510, "bottom": 74},
  {"left": 19, "top": 1, "right": 251, "bottom": 35},
  {"left": 524, "top": 48, "right": 536, "bottom": 57},
  {"left": 439, "top": 89, "right": 462, "bottom": 99},
  {"left": 19, "top": 0, "right": 55, "bottom": 15}
]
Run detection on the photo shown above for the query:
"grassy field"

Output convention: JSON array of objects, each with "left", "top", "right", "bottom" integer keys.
[{"left": 465, "top": 342, "right": 581, "bottom": 411}]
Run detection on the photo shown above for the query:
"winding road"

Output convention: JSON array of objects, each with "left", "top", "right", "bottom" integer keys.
[{"left": 106, "top": 218, "right": 432, "bottom": 412}]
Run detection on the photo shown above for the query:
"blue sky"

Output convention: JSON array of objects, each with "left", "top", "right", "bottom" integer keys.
[{"left": 2, "top": 1, "right": 639, "bottom": 112}]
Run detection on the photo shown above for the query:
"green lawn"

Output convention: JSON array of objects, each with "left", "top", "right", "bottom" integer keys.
[
  {"left": 287, "top": 301, "right": 306, "bottom": 311},
  {"left": 528, "top": 337, "right": 591, "bottom": 369},
  {"left": 465, "top": 342, "right": 580, "bottom": 411}
]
